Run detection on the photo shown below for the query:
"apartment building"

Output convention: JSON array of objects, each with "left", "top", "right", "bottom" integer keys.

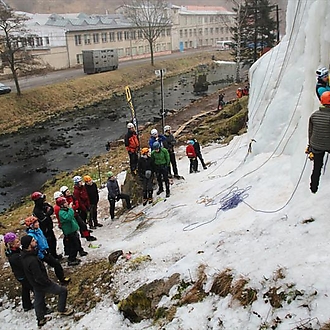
[
  {"left": 21, "top": 5, "right": 234, "bottom": 70},
  {"left": 171, "top": 5, "right": 234, "bottom": 51}
]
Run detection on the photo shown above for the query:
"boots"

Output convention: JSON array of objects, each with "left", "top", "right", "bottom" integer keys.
[{"left": 143, "top": 199, "right": 148, "bottom": 206}]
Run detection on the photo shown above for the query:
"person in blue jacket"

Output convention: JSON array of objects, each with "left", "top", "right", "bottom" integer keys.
[
  {"left": 25, "top": 216, "right": 70, "bottom": 285},
  {"left": 148, "top": 128, "right": 167, "bottom": 150},
  {"left": 316, "top": 67, "right": 330, "bottom": 100}
]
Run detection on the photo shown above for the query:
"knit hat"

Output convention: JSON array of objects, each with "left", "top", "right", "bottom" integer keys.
[
  {"left": 107, "top": 171, "right": 114, "bottom": 178},
  {"left": 21, "top": 235, "right": 33, "bottom": 249}
]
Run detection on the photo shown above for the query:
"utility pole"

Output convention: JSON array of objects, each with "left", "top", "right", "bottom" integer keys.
[{"left": 155, "top": 69, "right": 166, "bottom": 132}]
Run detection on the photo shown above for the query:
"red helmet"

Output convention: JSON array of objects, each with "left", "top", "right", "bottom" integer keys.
[
  {"left": 56, "top": 196, "right": 67, "bottom": 207},
  {"left": 24, "top": 216, "right": 38, "bottom": 227},
  {"left": 321, "top": 91, "right": 330, "bottom": 105},
  {"left": 31, "top": 192, "right": 44, "bottom": 201}
]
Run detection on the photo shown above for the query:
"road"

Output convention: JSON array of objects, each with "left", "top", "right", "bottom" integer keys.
[{"left": 1, "top": 48, "right": 215, "bottom": 91}]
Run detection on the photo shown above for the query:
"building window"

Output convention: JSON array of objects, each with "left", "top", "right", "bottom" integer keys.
[
  {"left": 205, "top": 28, "right": 208, "bottom": 35},
  {"left": 117, "top": 31, "right": 123, "bottom": 41},
  {"left": 126, "top": 47, "right": 131, "bottom": 56},
  {"left": 166, "top": 28, "right": 171, "bottom": 36},
  {"left": 101, "top": 32, "right": 107, "bottom": 43},
  {"left": 27, "top": 37, "right": 34, "bottom": 47},
  {"left": 198, "top": 28, "right": 202, "bottom": 36},
  {"left": 215, "top": 27, "right": 219, "bottom": 34},
  {"left": 84, "top": 34, "right": 91, "bottom": 45},
  {"left": 74, "top": 35, "right": 82, "bottom": 46},
  {"left": 124, "top": 31, "right": 130, "bottom": 40},
  {"left": 138, "top": 30, "right": 143, "bottom": 39},
  {"left": 76, "top": 54, "right": 83, "bottom": 64},
  {"left": 184, "top": 29, "right": 187, "bottom": 37},
  {"left": 93, "top": 33, "right": 99, "bottom": 43},
  {"left": 194, "top": 28, "right": 197, "bottom": 36},
  {"left": 138, "top": 45, "right": 143, "bottom": 54},
  {"left": 179, "top": 30, "right": 183, "bottom": 38},
  {"left": 44, "top": 37, "right": 50, "bottom": 46},
  {"left": 36, "top": 37, "right": 43, "bottom": 47},
  {"left": 117, "top": 48, "right": 124, "bottom": 57},
  {"left": 131, "top": 30, "right": 136, "bottom": 40},
  {"left": 210, "top": 28, "right": 213, "bottom": 34},
  {"left": 161, "top": 29, "right": 165, "bottom": 37},
  {"left": 189, "top": 29, "right": 192, "bottom": 37},
  {"left": 204, "top": 17, "right": 208, "bottom": 23},
  {"left": 109, "top": 32, "right": 115, "bottom": 42},
  {"left": 132, "top": 46, "right": 137, "bottom": 55}
]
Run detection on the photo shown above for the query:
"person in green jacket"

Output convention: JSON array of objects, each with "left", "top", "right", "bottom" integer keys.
[
  {"left": 56, "top": 197, "right": 84, "bottom": 266},
  {"left": 151, "top": 141, "right": 171, "bottom": 197}
]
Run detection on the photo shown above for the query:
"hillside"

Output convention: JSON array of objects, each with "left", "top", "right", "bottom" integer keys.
[{"left": 5, "top": 0, "right": 233, "bottom": 14}]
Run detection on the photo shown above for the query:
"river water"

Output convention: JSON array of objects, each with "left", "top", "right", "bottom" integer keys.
[{"left": 0, "top": 62, "right": 236, "bottom": 212}]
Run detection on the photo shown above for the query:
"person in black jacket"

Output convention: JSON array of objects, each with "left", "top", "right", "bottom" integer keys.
[
  {"left": 163, "top": 125, "right": 181, "bottom": 178},
  {"left": 307, "top": 91, "right": 330, "bottom": 193},
  {"left": 192, "top": 138, "right": 207, "bottom": 170},
  {"left": 4, "top": 232, "right": 33, "bottom": 312},
  {"left": 106, "top": 171, "right": 131, "bottom": 220},
  {"left": 83, "top": 175, "right": 102, "bottom": 229},
  {"left": 31, "top": 191, "right": 61, "bottom": 259},
  {"left": 138, "top": 147, "right": 154, "bottom": 205},
  {"left": 20, "top": 235, "right": 73, "bottom": 327}
]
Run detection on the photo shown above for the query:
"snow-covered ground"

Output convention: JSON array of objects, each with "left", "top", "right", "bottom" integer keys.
[{"left": 2, "top": 0, "right": 330, "bottom": 328}]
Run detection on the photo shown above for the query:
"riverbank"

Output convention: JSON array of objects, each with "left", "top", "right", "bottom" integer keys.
[{"left": 0, "top": 51, "right": 232, "bottom": 134}]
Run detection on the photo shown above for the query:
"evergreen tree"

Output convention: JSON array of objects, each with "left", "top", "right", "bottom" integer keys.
[{"left": 231, "top": 0, "right": 278, "bottom": 68}]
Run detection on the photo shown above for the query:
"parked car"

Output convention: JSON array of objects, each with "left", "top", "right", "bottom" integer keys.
[{"left": 0, "top": 83, "right": 11, "bottom": 94}]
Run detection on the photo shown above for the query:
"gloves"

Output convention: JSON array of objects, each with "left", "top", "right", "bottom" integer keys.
[
  {"left": 116, "top": 195, "right": 120, "bottom": 202},
  {"left": 305, "top": 145, "right": 314, "bottom": 160}
]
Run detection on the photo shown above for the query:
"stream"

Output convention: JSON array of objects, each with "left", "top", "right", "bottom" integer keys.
[{"left": 0, "top": 62, "right": 236, "bottom": 212}]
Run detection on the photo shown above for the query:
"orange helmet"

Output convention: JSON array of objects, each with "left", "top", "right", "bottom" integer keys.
[
  {"left": 141, "top": 147, "right": 149, "bottom": 155},
  {"left": 24, "top": 216, "right": 38, "bottom": 227},
  {"left": 321, "top": 91, "right": 330, "bottom": 105},
  {"left": 83, "top": 175, "right": 92, "bottom": 183}
]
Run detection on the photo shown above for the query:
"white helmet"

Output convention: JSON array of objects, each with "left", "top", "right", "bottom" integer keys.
[
  {"left": 73, "top": 175, "right": 82, "bottom": 184},
  {"left": 53, "top": 191, "right": 63, "bottom": 200},
  {"left": 151, "top": 128, "right": 158, "bottom": 136},
  {"left": 60, "top": 186, "right": 69, "bottom": 194},
  {"left": 164, "top": 125, "right": 171, "bottom": 132},
  {"left": 127, "top": 122, "right": 134, "bottom": 129},
  {"left": 316, "top": 67, "right": 329, "bottom": 78}
]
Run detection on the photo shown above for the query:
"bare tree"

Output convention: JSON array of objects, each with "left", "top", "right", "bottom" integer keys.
[
  {"left": 123, "top": 0, "right": 172, "bottom": 66},
  {"left": 0, "top": 3, "right": 38, "bottom": 95}
]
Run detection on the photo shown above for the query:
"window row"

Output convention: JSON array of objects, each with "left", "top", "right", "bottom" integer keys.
[
  {"left": 179, "top": 27, "right": 230, "bottom": 38},
  {"left": 74, "top": 29, "right": 171, "bottom": 46}
]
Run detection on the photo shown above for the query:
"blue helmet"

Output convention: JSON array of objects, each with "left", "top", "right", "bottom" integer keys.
[
  {"left": 188, "top": 140, "right": 195, "bottom": 145},
  {"left": 153, "top": 141, "right": 160, "bottom": 149}
]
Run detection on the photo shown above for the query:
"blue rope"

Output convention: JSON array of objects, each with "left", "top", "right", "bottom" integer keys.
[
  {"left": 183, "top": 186, "right": 251, "bottom": 231},
  {"left": 219, "top": 186, "right": 251, "bottom": 211}
]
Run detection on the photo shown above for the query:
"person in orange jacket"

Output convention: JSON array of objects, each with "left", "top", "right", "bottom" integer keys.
[
  {"left": 236, "top": 87, "right": 243, "bottom": 98},
  {"left": 125, "top": 123, "right": 140, "bottom": 175},
  {"left": 186, "top": 140, "right": 199, "bottom": 173}
]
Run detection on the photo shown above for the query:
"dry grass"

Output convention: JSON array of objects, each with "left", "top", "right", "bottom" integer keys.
[
  {"left": 230, "top": 277, "right": 257, "bottom": 307},
  {"left": 210, "top": 268, "right": 233, "bottom": 297}
]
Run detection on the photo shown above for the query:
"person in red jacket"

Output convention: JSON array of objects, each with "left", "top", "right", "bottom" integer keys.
[
  {"left": 72, "top": 175, "right": 90, "bottom": 223},
  {"left": 186, "top": 140, "right": 199, "bottom": 173},
  {"left": 60, "top": 185, "right": 96, "bottom": 242},
  {"left": 125, "top": 123, "right": 140, "bottom": 175}
]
